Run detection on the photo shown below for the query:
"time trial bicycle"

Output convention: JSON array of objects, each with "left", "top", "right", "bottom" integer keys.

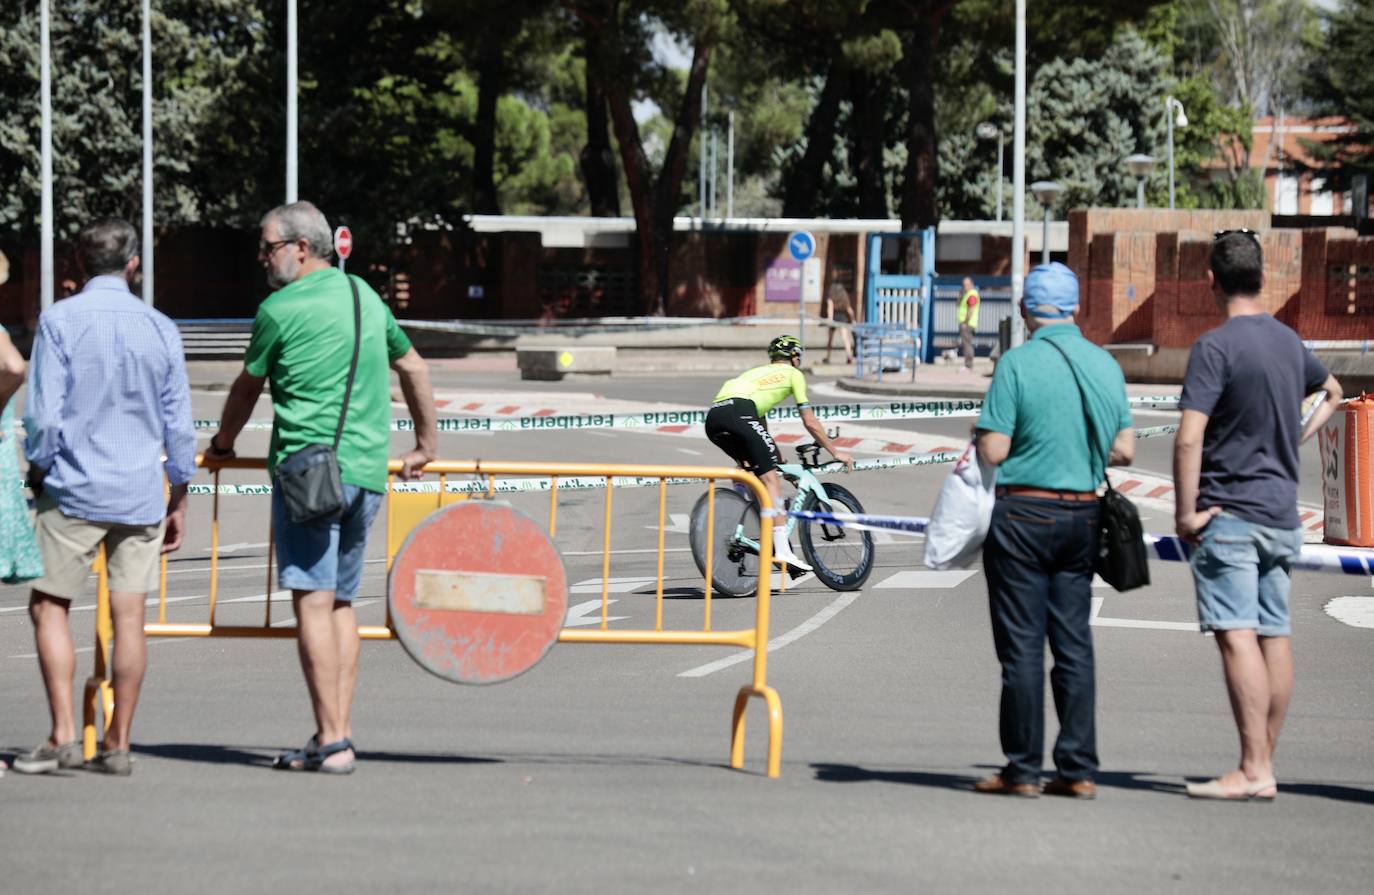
[{"left": 688, "top": 436, "right": 875, "bottom": 597}]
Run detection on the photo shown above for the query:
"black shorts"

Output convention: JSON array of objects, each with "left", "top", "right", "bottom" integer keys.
[{"left": 705, "top": 398, "right": 782, "bottom": 475}]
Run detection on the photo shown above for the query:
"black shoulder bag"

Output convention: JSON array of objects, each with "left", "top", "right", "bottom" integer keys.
[
  {"left": 1044, "top": 339, "right": 1150, "bottom": 592},
  {"left": 275, "top": 276, "right": 362, "bottom": 524}
]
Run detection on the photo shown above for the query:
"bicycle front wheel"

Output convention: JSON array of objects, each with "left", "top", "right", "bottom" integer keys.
[
  {"left": 689, "top": 487, "right": 762, "bottom": 598},
  {"left": 798, "top": 483, "right": 875, "bottom": 591}
]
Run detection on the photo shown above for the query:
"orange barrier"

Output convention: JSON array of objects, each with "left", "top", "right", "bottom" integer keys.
[
  {"left": 1321, "top": 395, "right": 1374, "bottom": 547},
  {"left": 83, "top": 457, "right": 785, "bottom": 777}
]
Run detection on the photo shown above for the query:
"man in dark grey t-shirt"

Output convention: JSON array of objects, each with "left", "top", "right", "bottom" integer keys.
[{"left": 1173, "top": 229, "right": 1343, "bottom": 801}]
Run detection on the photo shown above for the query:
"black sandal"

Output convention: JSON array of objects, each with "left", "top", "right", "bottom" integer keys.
[
  {"left": 272, "top": 735, "right": 320, "bottom": 771},
  {"left": 315, "top": 738, "right": 356, "bottom": 775}
]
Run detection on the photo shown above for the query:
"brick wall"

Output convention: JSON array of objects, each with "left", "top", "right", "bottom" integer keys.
[{"left": 1069, "top": 208, "right": 1373, "bottom": 348}]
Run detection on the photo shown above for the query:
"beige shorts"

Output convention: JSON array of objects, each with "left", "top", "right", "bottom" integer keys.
[{"left": 31, "top": 495, "right": 166, "bottom": 599}]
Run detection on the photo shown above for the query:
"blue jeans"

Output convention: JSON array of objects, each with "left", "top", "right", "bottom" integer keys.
[
  {"left": 1190, "top": 512, "right": 1303, "bottom": 637},
  {"left": 983, "top": 496, "right": 1100, "bottom": 784},
  {"left": 270, "top": 483, "right": 383, "bottom": 601}
]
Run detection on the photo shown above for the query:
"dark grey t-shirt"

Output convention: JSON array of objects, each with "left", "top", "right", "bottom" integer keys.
[{"left": 1179, "top": 314, "right": 1329, "bottom": 529}]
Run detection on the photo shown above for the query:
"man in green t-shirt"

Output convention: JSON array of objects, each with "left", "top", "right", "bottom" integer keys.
[
  {"left": 206, "top": 201, "right": 438, "bottom": 775},
  {"left": 971, "top": 262, "right": 1135, "bottom": 800}
]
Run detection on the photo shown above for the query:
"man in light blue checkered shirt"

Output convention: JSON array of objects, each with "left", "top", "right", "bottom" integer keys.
[{"left": 14, "top": 218, "right": 196, "bottom": 777}]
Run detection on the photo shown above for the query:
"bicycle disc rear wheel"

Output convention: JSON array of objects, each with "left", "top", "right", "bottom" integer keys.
[
  {"left": 798, "top": 483, "right": 875, "bottom": 591},
  {"left": 689, "top": 487, "right": 762, "bottom": 598}
]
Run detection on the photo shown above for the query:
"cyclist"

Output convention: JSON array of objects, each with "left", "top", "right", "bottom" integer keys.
[{"left": 705, "top": 335, "right": 855, "bottom": 571}]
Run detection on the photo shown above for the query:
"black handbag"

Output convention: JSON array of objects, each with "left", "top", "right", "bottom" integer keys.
[
  {"left": 275, "top": 276, "right": 362, "bottom": 524},
  {"left": 1045, "top": 339, "right": 1151, "bottom": 592}
]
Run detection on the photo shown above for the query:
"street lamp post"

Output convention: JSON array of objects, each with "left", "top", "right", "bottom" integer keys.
[
  {"left": 1030, "top": 181, "right": 1062, "bottom": 265},
  {"left": 1165, "top": 96, "right": 1188, "bottom": 210},
  {"left": 1010, "top": 0, "right": 1027, "bottom": 348},
  {"left": 976, "top": 122, "right": 1004, "bottom": 222},
  {"left": 1125, "top": 154, "right": 1156, "bottom": 209}
]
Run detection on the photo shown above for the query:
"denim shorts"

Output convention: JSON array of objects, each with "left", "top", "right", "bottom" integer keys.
[
  {"left": 271, "top": 482, "right": 384, "bottom": 601},
  {"left": 1190, "top": 512, "right": 1304, "bottom": 637}
]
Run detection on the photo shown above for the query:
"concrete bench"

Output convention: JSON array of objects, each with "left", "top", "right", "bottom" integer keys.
[{"left": 516, "top": 346, "right": 616, "bottom": 380}]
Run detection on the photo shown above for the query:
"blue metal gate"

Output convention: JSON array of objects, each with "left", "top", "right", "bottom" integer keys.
[
  {"left": 862, "top": 229, "right": 935, "bottom": 341},
  {"left": 929, "top": 276, "right": 1013, "bottom": 361}
]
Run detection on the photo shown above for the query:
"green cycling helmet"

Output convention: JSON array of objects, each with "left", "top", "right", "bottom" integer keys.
[{"left": 768, "top": 334, "right": 803, "bottom": 362}]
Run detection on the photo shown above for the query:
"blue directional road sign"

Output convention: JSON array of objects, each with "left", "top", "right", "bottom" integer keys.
[{"left": 787, "top": 230, "right": 816, "bottom": 262}]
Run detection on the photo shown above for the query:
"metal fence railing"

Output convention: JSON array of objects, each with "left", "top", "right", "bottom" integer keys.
[{"left": 83, "top": 457, "right": 785, "bottom": 777}]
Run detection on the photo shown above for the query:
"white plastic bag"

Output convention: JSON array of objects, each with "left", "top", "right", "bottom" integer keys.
[{"left": 923, "top": 441, "right": 997, "bottom": 570}]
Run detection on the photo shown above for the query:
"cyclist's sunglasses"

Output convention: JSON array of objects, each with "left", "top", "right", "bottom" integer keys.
[{"left": 1213, "top": 228, "right": 1260, "bottom": 247}]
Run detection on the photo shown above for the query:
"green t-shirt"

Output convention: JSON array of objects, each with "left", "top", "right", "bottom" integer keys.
[
  {"left": 245, "top": 268, "right": 412, "bottom": 493},
  {"left": 713, "top": 363, "right": 809, "bottom": 415},
  {"left": 976, "top": 324, "right": 1132, "bottom": 492}
]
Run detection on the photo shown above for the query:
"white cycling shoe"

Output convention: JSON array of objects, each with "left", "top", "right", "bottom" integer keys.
[{"left": 772, "top": 545, "right": 812, "bottom": 573}]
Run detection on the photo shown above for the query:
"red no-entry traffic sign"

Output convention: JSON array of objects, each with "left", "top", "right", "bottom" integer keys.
[
  {"left": 333, "top": 226, "right": 353, "bottom": 260},
  {"left": 388, "top": 501, "right": 568, "bottom": 685}
]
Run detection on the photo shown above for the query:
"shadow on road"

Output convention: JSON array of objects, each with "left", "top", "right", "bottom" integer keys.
[
  {"left": 657, "top": 586, "right": 752, "bottom": 601},
  {"left": 811, "top": 763, "right": 980, "bottom": 791},
  {"left": 813, "top": 763, "right": 1374, "bottom": 803},
  {"left": 1264, "top": 782, "right": 1374, "bottom": 805},
  {"left": 814, "top": 763, "right": 1196, "bottom": 797},
  {"left": 134, "top": 742, "right": 502, "bottom": 768}
]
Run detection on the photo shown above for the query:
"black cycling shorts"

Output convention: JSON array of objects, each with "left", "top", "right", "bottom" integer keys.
[{"left": 705, "top": 398, "right": 782, "bottom": 475}]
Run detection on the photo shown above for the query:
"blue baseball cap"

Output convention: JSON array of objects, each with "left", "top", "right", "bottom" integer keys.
[{"left": 1022, "top": 262, "right": 1079, "bottom": 318}]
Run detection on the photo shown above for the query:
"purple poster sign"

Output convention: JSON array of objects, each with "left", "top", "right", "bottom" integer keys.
[{"left": 765, "top": 257, "right": 802, "bottom": 302}]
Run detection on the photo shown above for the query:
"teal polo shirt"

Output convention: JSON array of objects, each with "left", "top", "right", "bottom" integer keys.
[{"left": 976, "top": 324, "right": 1133, "bottom": 492}]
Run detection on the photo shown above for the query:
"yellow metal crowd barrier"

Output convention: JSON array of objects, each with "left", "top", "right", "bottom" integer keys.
[{"left": 84, "top": 457, "right": 784, "bottom": 777}]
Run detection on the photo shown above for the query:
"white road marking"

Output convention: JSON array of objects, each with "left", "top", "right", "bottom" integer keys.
[
  {"left": 1090, "top": 596, "right": 1200, "bottom": 632},
  {"left": 2, "top": 589, "right": 293, "bottom": 617},
  {"left": 678, "top": 591, "right": 859, "bottom": 678},
  {"left": 676, "top": 448, "right": 703, "bottom": 456},
  {"left": 773, "top": 569, "right": 814, "bottom": 589},
  {"left": 646, "top": 513, "right": 691, "bottom": 536},
  {"left": 874, "top": 570, "right": 978, "bottom": 589},
  {"left": 1323, "top": 596, "right": 1374, "bottom": 629},
  {"left": 203, "top": 541, "right": 269, "bottom": 554},
  {"left": 8, "top": 594, "right": 380, "bottom": 658},
  {"left": 563, "top": 599, "right": 629, "bottom": 627},
  {"left": 571, "top": 577, "right": 659, "bottom": 594}
]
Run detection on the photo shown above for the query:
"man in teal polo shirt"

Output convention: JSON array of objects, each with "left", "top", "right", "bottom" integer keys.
[
  {"left": 207, "top": 201, "right": 438, "bottom": 775},
  {"left": 971, "top": 262, "right": 1135, "bottom": 799}
]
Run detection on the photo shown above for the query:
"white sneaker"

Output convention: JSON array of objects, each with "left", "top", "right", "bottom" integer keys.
[{"left": 772, "top": 545, "right": 813, "bottom": 572}]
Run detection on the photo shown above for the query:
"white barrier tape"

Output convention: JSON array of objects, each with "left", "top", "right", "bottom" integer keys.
[
  {"left": 188, "top": 474, "right": 709, "bottom": 497},
  {"left": 1144, "top": 535, "right": 1374, "bottom": 576},
  {"left": 179, "top": 430, "right": 1180, "bottom": 498},
  {"left": 762, "top": 507, "right": 929, "bottom": 535},
  {"left": 758, "top": 508, "right": 1372, "bottom": 578},
  {"left": 187, "top": 396, "right": 1181, "bottom": 435},
  {"left": 401, "top": 314, "right": 840, "bottom": 338}
]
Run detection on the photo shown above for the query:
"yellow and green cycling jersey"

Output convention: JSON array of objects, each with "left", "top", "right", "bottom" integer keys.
[{"left": 712, "top": 363, "right": 809, "bottom": 416}]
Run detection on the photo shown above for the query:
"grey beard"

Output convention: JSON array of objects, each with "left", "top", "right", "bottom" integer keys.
[{"left": 266, "top": 256, "right": 300, "bottom": 289}]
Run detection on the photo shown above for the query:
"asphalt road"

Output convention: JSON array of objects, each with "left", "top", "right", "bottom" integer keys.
[{"left": 1, "top": 371, "right": 1370, "bottom": 894}]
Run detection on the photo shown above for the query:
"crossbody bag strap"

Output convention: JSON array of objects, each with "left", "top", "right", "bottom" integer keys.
[
  {"left": 1042, "top": 337, "right": 1110, "bottom": 489},
  {"left": 333, "top": 275, "right": 363, "bottom": 452}
]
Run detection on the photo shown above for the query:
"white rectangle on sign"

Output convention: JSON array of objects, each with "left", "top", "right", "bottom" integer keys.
[
  {"left": 414, "top": 569, "right": 546, "bottom": 615},
  {"left": 802, "top": 257, "right": 822, "bottom": 303}
]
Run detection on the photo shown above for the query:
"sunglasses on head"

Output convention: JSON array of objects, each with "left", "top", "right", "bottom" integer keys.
[{"left": 1213, "top": 228, "right": 1260, "bottom": 246}]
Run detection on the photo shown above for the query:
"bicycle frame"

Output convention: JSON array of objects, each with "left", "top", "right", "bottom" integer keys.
[{"left": 729, "top": 461, "right": 838, "bottom": 555}]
